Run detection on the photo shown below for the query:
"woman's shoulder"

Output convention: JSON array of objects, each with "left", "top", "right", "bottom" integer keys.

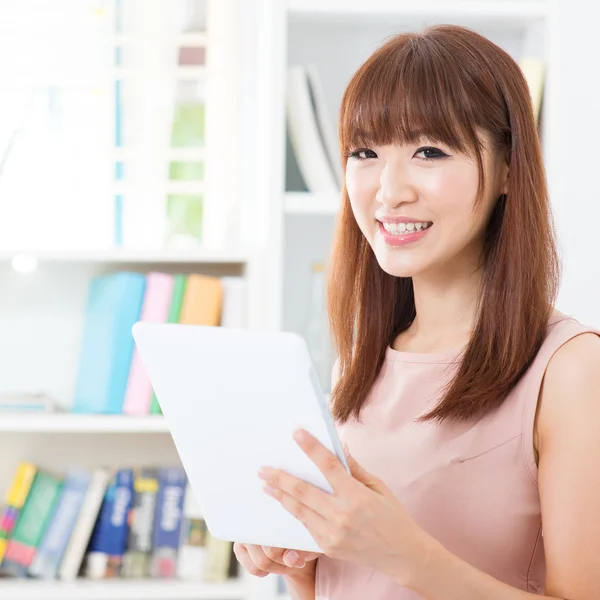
[{"left": 537, "top": 310, "right": 600, "bottom": 437}]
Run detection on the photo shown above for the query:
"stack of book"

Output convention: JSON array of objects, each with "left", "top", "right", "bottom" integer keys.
[
  {"left": 0, "top": 462, "right": 237, "bottom": 582},
  {"left": 71, "top": 271, "right": 246, "bottom": 415}
]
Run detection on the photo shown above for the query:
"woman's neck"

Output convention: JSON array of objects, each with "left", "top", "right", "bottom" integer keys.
[{"left": 395, "top": 267, "right": 482, "bottom": 354}]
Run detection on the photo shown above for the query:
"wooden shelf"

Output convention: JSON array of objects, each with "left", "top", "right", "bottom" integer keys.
[
  {"left": 0, "top": 248, "right": 251, "bottom": 266},
  {"left": 285, "top": 192, "right": 340, "bottom": 215},
  {"left": 0, "top": 414, "right": 170, "bottom": 434},
  {"left": 0, "top": 578, "right": 246, "bottom": 600},
  {"left": 289, "top": 0, "right": 549, "bottom": 21}
]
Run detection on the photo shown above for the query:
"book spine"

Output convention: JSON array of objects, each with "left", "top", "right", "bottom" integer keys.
[
  {"left": 149, "top": 468, "right": 186, "bottom": 578},
  {"left": 176, "top": 482, "right": 208, "bottom": 580},
  {"left": 28, "top": 470, "right": 91, "bottom": 579},
  {"left": 122, "top": 468, "right": 159, "bottom": 578},
  {"left": 85, "top": 468, "right": 134, "bottom": 578},
  {"left": 123, "top": 272, "right": 174, "bottom": 415},
  {"left": 0, "top": 462, "right": 37, "bottom": 564},
  {"left": 1, "top": 471, "right": 62, "bottom": 577},
  {"left": 150, "top": 273, "right": 187, "bottom": 414},
  {"left": 107, "top": 273, "right": 147, "bottom": 413},
  {"left": 58, "top": 468, "right": 111, "bottom": 581}
]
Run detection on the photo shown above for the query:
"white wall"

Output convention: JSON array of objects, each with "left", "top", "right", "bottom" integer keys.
[{"left": 546, "top": 0, "right": 600, "bottom": 326}]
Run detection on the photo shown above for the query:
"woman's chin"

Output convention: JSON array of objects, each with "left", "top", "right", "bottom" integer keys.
[{"left": 375, "top": 259, "right": 420, "bottom": 279}]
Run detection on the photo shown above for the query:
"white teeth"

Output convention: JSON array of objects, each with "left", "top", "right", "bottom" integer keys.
[{"left": 381, "top": 221, "right": 431, "bottom": 235}]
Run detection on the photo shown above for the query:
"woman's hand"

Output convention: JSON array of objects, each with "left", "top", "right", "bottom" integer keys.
[
  {"left": 233, "top": 542, "right": 320, "bottom": 579},
  {"left": 257, "top": 429, "right": 435, "bottom": 585}
]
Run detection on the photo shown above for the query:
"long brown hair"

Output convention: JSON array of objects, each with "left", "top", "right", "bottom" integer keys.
[{"left": 328, "top": 25, "right": 559, "bottom": 424}]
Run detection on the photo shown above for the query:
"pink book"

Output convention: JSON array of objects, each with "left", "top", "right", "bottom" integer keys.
[{"left": 123, "top": 272, "right": 174, "bottom": 415}]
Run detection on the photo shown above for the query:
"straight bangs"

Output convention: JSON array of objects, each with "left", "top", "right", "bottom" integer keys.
[{"left": 339, "top": 35, "right": 495, "bottom": 198}]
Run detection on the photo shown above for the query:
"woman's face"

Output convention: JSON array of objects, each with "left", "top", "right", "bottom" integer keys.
[{"left": 345, "top": 132, "right": 508, "bottom": 280}]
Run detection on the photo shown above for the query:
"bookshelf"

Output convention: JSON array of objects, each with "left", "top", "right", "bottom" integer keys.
[
  {"left": 285, "top": 192, "right": 340, "bottom": 216},
  {"left": 5, "top": 0, "right": 599, "bottom": 598},
  {"left": 0, "top": 415, "right": 169, "bottom": 434},
  {"left": 1, "top": 578, "right": 248, "bottom": 600},
  {"left": 287, "top": 0, "right": 549, "bottom": 21}
]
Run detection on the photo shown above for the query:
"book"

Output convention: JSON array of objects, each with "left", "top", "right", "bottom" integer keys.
[
  {"left": 176, "top": 482, "right": 208, "bottom": 580},
  {"left": 123, "top": 272, "right": 175, "bottom": 415},
  {"left": 305, "top": 63, "right": 343, "bottom": 188},
  {"left": 286, "top": 65, "right": 338, "bottom": 194},
  {"left": 0, "top": 462, "right": 37, "bottom": 564},
  {"left": 203, "top": 535, "right": 234, "bottom": 583},
  {"left": 1, "top": 470, "right": 63, "bottom": 577},
  {"left": 179, "top": 274, "right": 222, "bottom": 326},
  {"left": 220, "top": 277, "right": 247, "bottom": 329},
  {"left": 58, "top": 468, "right": 111, "bottom": 581},
  {"left": 122, "top": 467, "right": 159, "bottom": 578},
  {"left": 149, "top": 467, "right": 187, "bottom": 578},
  {"left": 85, "top": 468, "right": 134, "bottom": 579},
  {"left": 72, "top": 272, "right": 146, "bottom": 414},
  {"left": 28, "top": 470, "right": 91, "bottom": 579},
  {"left": 519, "top": 57, "right": 545, "bottom": 125},
  {"left": 0, "top": 393, "right": 56, "bottom": 413},
  {"left": 150, "top": 273, "right": 187, "bottom": 415}
]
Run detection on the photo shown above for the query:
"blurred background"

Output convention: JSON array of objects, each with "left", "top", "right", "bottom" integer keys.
[{"left": 0, "top": 0, "right": 594, "bottom": 599}]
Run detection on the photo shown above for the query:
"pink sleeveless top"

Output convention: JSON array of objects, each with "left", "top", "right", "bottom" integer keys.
[{"left": 316, "top": 312, "right": 598, "bottom": 599}]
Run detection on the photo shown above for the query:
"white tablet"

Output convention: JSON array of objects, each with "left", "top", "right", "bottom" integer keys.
[{"left": 131, "top": 322, "right": 349, "bottom": 553}]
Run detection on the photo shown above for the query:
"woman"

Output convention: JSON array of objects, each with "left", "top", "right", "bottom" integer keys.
[{"left": 235, "top": 25, "right": 600, "bottom": 599}]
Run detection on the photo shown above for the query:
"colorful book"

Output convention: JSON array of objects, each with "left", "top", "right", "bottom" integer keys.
[
  {"left": 0, "top": 462, "right": 37, "bottom": 564},
  {"left": 58, "top": 468, "right": 111, "bottom": 581},
  {"left": 28, "top": 470, "right": 91, "bottom": 579},
  {"left": 123, "top": 272, "right": 175, "bottom": 415},
  {"left": 122, "top": 468, "right": 159, "bottom": 578},
  {"left": 72, "top": 272, "right": 146, "bottom": 413},
  {"left": 149, "top": 467, "right": 186, "bottom": 578},
  {"left": 150, "top": 274, "right": 187, "bottom": 414},
  {"left": 1, "top": 471, "right": 62, "bottom": 577},
  {"left": 85, "top": 468, "right": 134, "bottom": 578},
  {"left": 179, "top": 274, "right": 222, "bottom": 326}
]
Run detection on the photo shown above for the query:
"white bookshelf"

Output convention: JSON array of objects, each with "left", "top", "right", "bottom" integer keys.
[
  {"left": 0, "top": 249, "right": 251, "bottom": 266},
  {"left": 285, "top": 192, "right": 340, "bottom": 215},
  {"left": 0, "top": 414, "right": 169, "bottom": 434},
  {"left": 1, "top": 578, "right": 247, "bottom": 600},
  {"left": 288, "top": 0, "right": 549, "bottom": 21}
]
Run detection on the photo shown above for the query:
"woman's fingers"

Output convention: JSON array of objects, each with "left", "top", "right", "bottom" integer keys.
[
  {"left": 233, "top": 542, "right": 269, "bottom": 578},
  {"left": 262, "top": 545, "right": 322, "bottom": 568},
  {"left": 245, "top": 544, "right": 297, "bottom": 575}
]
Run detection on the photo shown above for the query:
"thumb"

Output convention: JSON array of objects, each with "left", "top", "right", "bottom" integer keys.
[{"left": 344, "top": 446, "right": 386, "bottom": 493}]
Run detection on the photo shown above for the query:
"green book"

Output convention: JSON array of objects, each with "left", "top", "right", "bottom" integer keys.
[
  {"left": 1, "top": 471, "right": 62, "bottom": 576},
  {"left": 150, "top": 275, "right": 188, "bottom": 415}
]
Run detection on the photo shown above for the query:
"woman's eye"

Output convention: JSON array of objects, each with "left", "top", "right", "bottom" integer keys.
[
  {"left": 348, "top": 149, "right": 377, "bottom": 160},
  {"left": 414, "top": 146, "right": 449, "bottom": 161}
]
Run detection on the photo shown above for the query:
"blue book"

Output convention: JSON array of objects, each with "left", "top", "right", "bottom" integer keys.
[
  {"left": 149, "top": 468, "right": 187, "bottom": 578},
  {"left": 73, "top": 272, "right": 146, "bottom": 413},
  {"left": 28, "top": 470, "right": 91, "bottom": 579},
  {"left": 85, "top": 469, "right": 134, "bottom": 578}
]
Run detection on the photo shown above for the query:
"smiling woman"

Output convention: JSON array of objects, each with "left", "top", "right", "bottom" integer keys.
[{"left": 235, "top": 23, "right": 600, "bottom": 600}]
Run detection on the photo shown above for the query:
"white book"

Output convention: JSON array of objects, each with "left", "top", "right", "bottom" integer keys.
[
  {"left": 176, "top": 482, "right": 209, "bottom": 580},
  {"left": 58, "top": 468, "right": 111, "bottom": 581},
  {"left": 305, "top": 63, "right": 343, "bottom": 188},
  {"left": 220, "top": 277, "right": 247, "bottom": 330},
  {"left": 286, "top": 65, "right": 339, "bottom": 194}
]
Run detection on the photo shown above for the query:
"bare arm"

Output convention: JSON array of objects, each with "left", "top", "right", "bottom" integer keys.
[
  {"left": 398, "top": 333, "right": 600, "bottom": 600},
  {"left": 283, "top": 571, "right": 316, "bottom": 600}
]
